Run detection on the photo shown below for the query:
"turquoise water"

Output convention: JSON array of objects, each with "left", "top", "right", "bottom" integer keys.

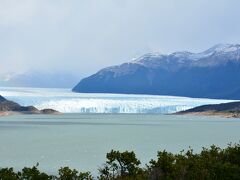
[{"left": 0, "top": 114, "right": 240, "bottom": 175}]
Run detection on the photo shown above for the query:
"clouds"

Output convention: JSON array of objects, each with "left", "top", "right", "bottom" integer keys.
[
  {"left": 0, "top": 0, "right": 70, "bottom": 27},
  {"left": 0, "top": 0, "right": 36, "bottom": 26},
  {"left": 0, "top": 0, "right": 240, "bottom": 78}
]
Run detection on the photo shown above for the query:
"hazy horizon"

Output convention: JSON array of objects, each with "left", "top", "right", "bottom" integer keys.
[{"left": 1, "top": 0, "right": 240, "bottom": 86}]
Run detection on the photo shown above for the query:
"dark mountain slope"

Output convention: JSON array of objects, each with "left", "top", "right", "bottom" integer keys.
[
  {"left": 73, "top": 44, "right": 240, "bottom": 99},
  {"left": 177, "top": 101, "right": 240, "bottom": 118}
]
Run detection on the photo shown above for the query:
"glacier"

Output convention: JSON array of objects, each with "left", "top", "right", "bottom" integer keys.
[{"left": 0, "top": 87, "right": 235, "bottom": 114}]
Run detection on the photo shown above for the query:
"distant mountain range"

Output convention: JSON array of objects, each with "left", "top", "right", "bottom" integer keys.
[
  {"left": 73, "top": 44, "right": 240, "bottom": 100},
  {"left": 0, "top": 72, "right": 80, "bottom": 88}
]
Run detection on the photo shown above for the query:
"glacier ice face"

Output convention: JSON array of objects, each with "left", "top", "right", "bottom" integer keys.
[{"left": 0, "top": 87, "right": 234, "bottom": 114}]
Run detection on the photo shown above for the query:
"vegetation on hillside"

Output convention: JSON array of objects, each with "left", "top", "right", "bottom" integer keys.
[{"left": 0, "top": 143, "right": 240, "bottom": 179}]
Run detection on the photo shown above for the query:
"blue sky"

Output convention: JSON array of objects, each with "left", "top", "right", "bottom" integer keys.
[{"left": 0, "top": 0, "right": 240, "bottom": 79}]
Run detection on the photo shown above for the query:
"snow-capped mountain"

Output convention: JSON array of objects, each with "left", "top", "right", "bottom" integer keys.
[
  {"left": 133, "top": 44, "right": 240, "bottom": 69},
  {"left": 73, "top": 44, "right": 240, "bottom": 99}
]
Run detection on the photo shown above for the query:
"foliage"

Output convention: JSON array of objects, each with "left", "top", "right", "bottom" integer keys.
[
  {"left": 0, "top": 144, "right": 240, "bottom": 179},
  {"left": 146, "top": 144, "right": 240, "bottom": 180},
  {"left": 0, "top": 168, "right": 19, "bottom": 180},
  {"left": 0, "top": 164, "right": 92, "bottom": 180},
  {"left": 20, "top": 163, "right": 51, "bottom": 180},
  {"left": 98, "top": 150, "right": 145, "bottom": 179},
  {"left": 58, "top": 167, "right": 93, "bottom": 180}
]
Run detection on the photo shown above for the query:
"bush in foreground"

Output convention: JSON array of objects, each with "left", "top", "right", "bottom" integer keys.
[{"left": 0, "top": 143, "right": 240, "bottom": 179}]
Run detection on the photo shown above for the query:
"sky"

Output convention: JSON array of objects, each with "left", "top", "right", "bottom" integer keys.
[{"left": 0, "top": 0, "right": 240, "bottom": 80}]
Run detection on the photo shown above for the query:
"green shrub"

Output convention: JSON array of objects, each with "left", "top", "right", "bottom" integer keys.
[
  {"left": 0, "top": 143, "right": 240, "bottom": 180},
  {"left": 58, "top": 167, "right": 93, "bottom": 180}
]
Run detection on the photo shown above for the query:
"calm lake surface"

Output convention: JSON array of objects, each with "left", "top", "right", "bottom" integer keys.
[{"left": 0, "top": 114, "right": 239, "bottom": 175}]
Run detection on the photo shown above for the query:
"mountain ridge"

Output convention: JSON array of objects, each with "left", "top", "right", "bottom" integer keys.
[{"left": 73, "top": 44, "right": 240, "bottom": 99}]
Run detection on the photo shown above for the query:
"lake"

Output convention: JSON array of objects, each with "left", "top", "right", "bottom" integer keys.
[{"left": 0, "top": 113, "right": 239, "bottom": 175}]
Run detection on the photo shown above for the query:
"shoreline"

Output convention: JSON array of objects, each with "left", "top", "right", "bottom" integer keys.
[
  {"left": 0, "top": 110, "right": 61, "bottom": 117},
  {"left": 1, "top": 110, "right": 238, "bottom": 118},
  {"left": 175, "top": 101, "right": 240, "bottom": 118},
  {"left": 176, "top": 111, "right": 240, "bottom": 118},
  {"left": 0, "top": 111, "right": 22, "bottom": 116}
]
